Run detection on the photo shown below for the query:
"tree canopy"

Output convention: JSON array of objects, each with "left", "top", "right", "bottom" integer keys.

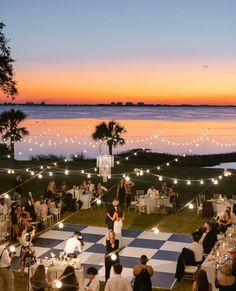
[
  {"left": 0, "top": 22, "right": 18, "bottom": 99},
  {"left": 92, "top": 120, "right": 126, "bottom": 155}
]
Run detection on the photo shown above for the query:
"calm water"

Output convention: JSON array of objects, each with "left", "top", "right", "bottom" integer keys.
[{"left": 0, "top": 105, "right": 236, "bottom": 160}]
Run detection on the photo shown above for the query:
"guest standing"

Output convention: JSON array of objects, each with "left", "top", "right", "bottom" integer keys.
[
  {"left": 192, "top": 269, "right": 212, "bottom": 291},
  {"left": 18, "top": 225, "right": 36, "bottom": 277},
  {"left": 103, "top": 230, "right": 119, "bottom": 281},
  {"left": 0, "top": 240, "right": 15, "bottom": 291},
  {"left": 113, "top": 207, "right": 124, "bottom": 247},
  {"left": 106, "top": 198, "right": 119, "bottom": 230},
  {"left": 133, "top": 255, "right": 154, "bottom": 291},
  {"left": 82, "top": 266, "right": 100, "bottom": 291},
  {"left": 104, "top": 263, "right": 132, "bottom": 291},
  {"left": 117, "top": 178, "right": 126, "bottom": 208}
]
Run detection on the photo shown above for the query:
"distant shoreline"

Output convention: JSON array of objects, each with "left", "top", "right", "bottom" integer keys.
[{"left": 1, "top": 103, "right": 236, "bottom": 107}]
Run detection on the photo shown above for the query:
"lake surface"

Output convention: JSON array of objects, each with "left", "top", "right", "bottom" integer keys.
[{"left": 0, "top": 105, "right": 236, "bottom": 160}]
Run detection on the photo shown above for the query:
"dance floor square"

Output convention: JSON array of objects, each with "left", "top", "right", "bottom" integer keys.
[
  {"left": 152, "top": 250, "right": 181, "bottom": 262},
  {"left": 12, "top": 224, "right": 191, "bottom": 289},
  {"left": 129, "top": 238, "right": 165, "bottom": 249}
]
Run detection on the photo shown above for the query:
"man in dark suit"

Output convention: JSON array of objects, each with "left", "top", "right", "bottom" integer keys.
[
  {"left": 199, "top": 221, "right": 217, "bottom": 254},
  {"left": 106, "top": 198, "right": 119, "bottom": 230}
]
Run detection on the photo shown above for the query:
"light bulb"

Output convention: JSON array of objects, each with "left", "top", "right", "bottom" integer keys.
[
  {"left": 9, "top": 246, "right": 16, "bottom": 253},
  {"left": 97, "top": 198, "right": 102, "bottom": 205},
  {"left": 159, "top": 176, "right": 163, "bottom": 181},
  {"left": 189, "top": 203, "right": 194, "bottom": 209},
  {"left": 38, "top": 174, "right": 43, "bottom": 179},
  {"left": 58, "top": 222, "right": 64, "bottom": 229},
  {"left": 111, "top": 253, "right": 117, "bottom": 261},
  {"left": 153, "top": 227, "right": 159, "bottom": 234},
  {"left": 125, "top": 176, "right": 130, "bottom": 182},
  {"left": 55, "top": 280, "right": 62, "bottom": 288}
]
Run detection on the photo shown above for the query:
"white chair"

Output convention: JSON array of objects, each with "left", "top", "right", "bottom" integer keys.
[
  {"left": 134, "top": 196, "right": 146, "bottom": 214},
  {"left": 196, "top": 197, "right": 203, "bottom": 217},
  {"left": 136, "top": 190, "right": 145, "bottom": 196},
  {"left": 154, "top": 199, "right": 162, "bottom": 215},
  {"left": 183, "top": 265, "right": 199, "bottom": 280},
  {"left": 50, "top": 201, "right": 62, "bottom": 222}
]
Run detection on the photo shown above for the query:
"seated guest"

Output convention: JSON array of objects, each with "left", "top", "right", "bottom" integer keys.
[
  {"left": 82, "top": 266, "right": 100, "bottom": 291},
  {"left": 62, "top": 191, "right": 75, "bottom": 212},
  {"left": 87, "top": 180, "right": 95, "bottom": 193},
  {"left": 30, "top": 264, "right": 51, "bottom": 291},
  {"left": 187, "top": 232, "right": 204, "bottom": 264},
  {"left": 105, "top": 263, "right": 132, "bottom": 291},
  {"left": 147, "top": 186, "right": 156, "bottom": 196},
  {"left": 192, "top": 269, "right": 212, "bottom": 291},
  {"left": 215, "top": 264, "right": 236, "bottom": 290},
  {"left": 199, "top": 221, "right": 217, "bottom": 254},
  {"left": 217, "top": 208, "right": 233, "bottom": 233},
  {"left": 97, "top": 183, "right": 107, "bottom": 193},
  {"left": 60, "top": 181, "right": 68, "bottom": 197},
  {"left": 45, "top": 180, "right": 59, "bottom": 201},
  {"left": 59, "top": 265, "right": 79, "bottom": 291},
  {"left": 133, "top": 255, "right": 154, "bottom": 291},
  {"left": 64, "top": 231, "right": 84, "bottom": 257}
]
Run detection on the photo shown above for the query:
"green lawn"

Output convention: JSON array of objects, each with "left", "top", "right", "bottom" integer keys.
[{"left": 1, "top": 158, "right": 230, "bottom": 291}]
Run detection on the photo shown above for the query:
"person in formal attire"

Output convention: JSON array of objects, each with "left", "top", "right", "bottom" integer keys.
[
  {"left": 217, "top": 209, "right": 233, "bottom": 233},
  {"left": 215, "top": 264, "right": 236, "bottom": 290},
  {"left": 187, "top": 232, "right": 204, "bottom": 264},
  {"left": 161, "top": 182, "right": 169, "bottom": 196},
  {"left": 30, "top": 264, "right": 52, "bottom": 291},
  {"left": 106, "top": 198, "right": 119, "bottom": 230},
  {"left": 168, "top": 186, "right": 178, "bottom": 212},
  {"left": 82, "top": 266, "right": 100, "bottom": 291},
  {"left": 124, "top": 178, "right": 135, "bottom": 209},
  {"left": 45, "top": 180, "right": 59, "bottom": 201},
  {"left": 105, "top": 263, "right": 132, "bottom": 291},
  {"left": 0, "top": 240, "right": 15, "bottom": 291},
  {"left": 24, "top": 192, "right": 37, "bottom": 222},
  {"left": 59, "top": 265, "right": 79, "bottom": 291},
  {"left": 0, "top": 197, "right": 8, "bottom": 217},
  {"left": 133, "top": 255, "right": 154, "bottom": 291},
  {"left": 13, "top": 175, "right": 22, "bottom": 201},
  {"left": 199, "top": 221, "right": 217, "bottom": 254},
  {"left": 117, "top": 178, "right": 126, "bottom": 208},
  {"left": 113, "top": 207, "right": 124, "bottom": 247},
  {"left": 18, "top": 225, "right": 36, "bottom": 277},
  {"left": 192, "top": 269, "right": 212, "bottom": 291},
  {"left": 64, "top": 231, "right": 83, "bottom": 258},
  {"left": 103, "top": 230, "right": 119, "bottom": 281}
]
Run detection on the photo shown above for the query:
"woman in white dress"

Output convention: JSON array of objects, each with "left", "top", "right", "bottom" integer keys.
[{"left": 113, "top": 207, "right": 124, "bottom": 247}]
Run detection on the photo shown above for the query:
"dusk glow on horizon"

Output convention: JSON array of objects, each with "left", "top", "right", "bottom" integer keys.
[{"left": 1, "top": 0, "right": 236, "bottom": 104}]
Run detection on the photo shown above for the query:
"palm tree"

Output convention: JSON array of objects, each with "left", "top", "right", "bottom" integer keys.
[
  {"left": 92, "top": 120, "right": 126, "bottom": 155},
  {"left": 0, "top": 109, "right": 29, "bottom": 157}
]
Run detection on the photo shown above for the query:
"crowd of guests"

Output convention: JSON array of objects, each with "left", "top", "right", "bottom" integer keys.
[{"left": 175, "top": 206, "right": 236, "bottom": 290}]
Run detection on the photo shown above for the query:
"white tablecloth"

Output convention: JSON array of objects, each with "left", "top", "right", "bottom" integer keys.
[
  {"left": 80, "top": 193, "right": 91, "bottom": 210},
  {"left": 208, "top": 199, "right": 236, "bottom": 217},
  {"left": 0, "top": 221, "right": 8, "bottom": 241},
  {"left": 201, "top": 253, "right": 219, "bottom": 291},
  {"left": 139, "top": 196, "right": 157, "bottom": 214}
]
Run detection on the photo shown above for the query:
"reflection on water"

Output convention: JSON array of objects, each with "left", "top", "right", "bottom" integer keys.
[{"left": 13, "top": 118, "right": 236, "bottom": 160}]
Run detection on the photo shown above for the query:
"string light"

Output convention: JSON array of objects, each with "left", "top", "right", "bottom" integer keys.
[
  {"left": 58, "top": 222, "right": 64, "bottom": 229},
  {"left": 188, "top": 203, "right": 194, "bottom": 209}
]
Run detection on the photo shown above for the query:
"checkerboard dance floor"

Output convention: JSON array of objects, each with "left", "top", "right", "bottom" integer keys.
[{"left": 12, "top": 225, "right": 192, "bottom": 289}]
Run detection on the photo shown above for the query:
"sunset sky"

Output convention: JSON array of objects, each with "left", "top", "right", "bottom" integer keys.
[{"left": 1, "top": 0, "right": 236, "bottom": 105}]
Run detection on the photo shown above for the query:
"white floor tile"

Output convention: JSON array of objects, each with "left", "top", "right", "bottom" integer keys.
[
  {"left": 149, "top": 259, "right": 177, "bottom": 273},
  {"left": 137, "top": 231, "right": 172, "bottom": 241},
  {"left": 39, "top": 230, "right": 73, "bottom": 240},
  {"left": 120, "top": 246, "right": 157, "bottom": 258},
  {"left": 160, "top": 241, "right": 190, "bottom": 252},
  {"left": 82, "top": 226, "right": 108, "bottom": 235},
  {"left": 34, "top": 246, "right": 51, "bottom": 257}
]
